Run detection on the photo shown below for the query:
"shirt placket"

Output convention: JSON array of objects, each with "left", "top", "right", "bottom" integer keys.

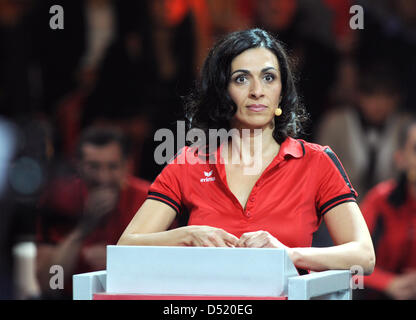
[
  {"left": 214, "top": 147, "right": 284, "bottom": 219},
  {"left": 243, "top": 159, "right": 282, "bottom": 218},
  {"left": 243, "top": 180, "right": 261, "bottom": 219},
  {"left": 213, "top": 155, "right": 244, "bottom": 215}
]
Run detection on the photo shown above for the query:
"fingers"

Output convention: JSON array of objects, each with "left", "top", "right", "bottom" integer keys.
[
  {"left": 237, "top": 231, "right": 281, "bottom": 248},
  {"left": 189, "top": 226, "right": 239, "bottom": 247},
  {"left": 79, "top": 187, "right": 120, "bottom": 235},
  {"left": 85, "top": 187, "right": 119, "bottom": 216},
  {"left": 221, "top": 231, "right": 239, "bottom": 247},
  {"left": 208, "top": 229, "right": 239, "bottom": 247},
  {"left": 236, "top": 232, "right": 253, "bottom": 248},
  {"left": 188, "top": 227, "right": 283, "bottom": 249}
]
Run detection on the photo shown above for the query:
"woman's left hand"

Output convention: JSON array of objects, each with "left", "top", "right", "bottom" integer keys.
[{"left": 236, "top": 231, "right": 287, "bottom": 249}]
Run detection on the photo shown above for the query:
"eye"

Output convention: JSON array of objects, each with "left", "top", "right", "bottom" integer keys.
[
  {"left": 234, "top": 74, "right": 248, "bottom": 84},
  {"left": 263, "top": 73, "right": 275, "bottom": 82}
]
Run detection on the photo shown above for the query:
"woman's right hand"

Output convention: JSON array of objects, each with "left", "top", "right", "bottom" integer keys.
[{"left": 184, "top": 225, "right": 239, "bottom": 247}]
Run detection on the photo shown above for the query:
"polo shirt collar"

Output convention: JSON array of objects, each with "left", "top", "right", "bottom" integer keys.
[
  {"left": 190, "top": 136, "right": 305, "bottom": 161},
  {"left": 277, "top": 137, "right": 305, "bottom": 159},
  {"left": 213, "top": 136, "right": 304, "bottom": 163}
]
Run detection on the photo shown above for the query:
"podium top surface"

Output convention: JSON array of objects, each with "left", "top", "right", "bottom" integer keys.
[
  {"left": 107, "top": 246, "right": 299, "bottom": 273},
  {"left": 106, "top": 246, "right": 299, "bottom": 297}
]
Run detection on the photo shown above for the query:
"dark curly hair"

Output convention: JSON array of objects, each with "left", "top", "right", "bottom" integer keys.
[{"left": 184, "top": 28, "right": 309, "bottom": 146}]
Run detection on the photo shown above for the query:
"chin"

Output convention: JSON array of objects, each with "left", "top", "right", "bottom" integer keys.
[{"left": 243, "top": 118, "right": 274, "bottom": 130}]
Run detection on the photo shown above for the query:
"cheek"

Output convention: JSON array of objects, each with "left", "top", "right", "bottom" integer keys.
[
  {"left": 268, "top": 86, "right": 282, "bottom": 105},
  {"left": 274, "top": 87, "right": 282, "bottom": 103},
  {"left": 228, "top": 85, "right": 245, "bottom": 106},
  {"left": 113, "top": 167, "right": 127, "bottom": 179}
]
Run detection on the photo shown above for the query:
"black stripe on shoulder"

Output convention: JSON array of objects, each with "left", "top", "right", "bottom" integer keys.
[
  {"left": 321, "top": 199, "right": 356, "bottom": 216},
  {"left": 324, "top": 147, "right": 354, "bottom": 194},
  {"left": 298, "top": 140, "right": 305, "bottom": 156},
  {"left": 319, "top": 193, "right": 356, "bottom": 213},
  {"left": 147, "top": 196, "right": 180, "bottom": 215},
  {"left": 148, "top": 191, "right": 181, "bottom": 210}
]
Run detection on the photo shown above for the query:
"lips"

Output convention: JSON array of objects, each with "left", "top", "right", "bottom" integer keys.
[{"left": 247, "top": 104, "right": 267, "bottom": 112}]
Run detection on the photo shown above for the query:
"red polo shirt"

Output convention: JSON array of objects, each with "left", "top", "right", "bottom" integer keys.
[
  {"left": 360, "top": 180, "right": 416, "bottom": 293},
  {"left": 148, "top": 137, "right": 357, "bottom": 248}
]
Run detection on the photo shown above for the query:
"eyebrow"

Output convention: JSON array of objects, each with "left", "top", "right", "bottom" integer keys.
[{"left": 231, "top": 67, "right": 278, "bottom": 76}]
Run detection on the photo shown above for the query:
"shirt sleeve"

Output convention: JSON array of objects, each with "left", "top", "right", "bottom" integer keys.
[
  {"left": 146, "top": 148, "right": 186, "bottom": 215},
  {"left": 315, "top": 146, "right": 358, "bottom": 217}
]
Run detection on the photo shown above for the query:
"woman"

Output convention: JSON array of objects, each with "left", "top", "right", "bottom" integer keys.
[
  {"left": 118, "top": 29, "right": 375, "bottom": 275},
  {"left": 358, "top": 119, "right": 416, "bottom": 299}
]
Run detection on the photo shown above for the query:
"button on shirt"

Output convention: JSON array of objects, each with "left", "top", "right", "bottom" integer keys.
[{"left": 147, "top": 137, "right": 357, "bottom": 248}]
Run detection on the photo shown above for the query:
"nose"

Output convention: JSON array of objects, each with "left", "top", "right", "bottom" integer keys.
[
  {"left": 96, "top": 167, "right": 113, "bottom": 187},
  {"left": 249, "top": 78, "right": 264, "bottom": 99}
]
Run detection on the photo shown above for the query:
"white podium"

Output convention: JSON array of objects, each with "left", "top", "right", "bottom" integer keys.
[{"left": 73, "top": 246, "right": 352, "bottom": 300}]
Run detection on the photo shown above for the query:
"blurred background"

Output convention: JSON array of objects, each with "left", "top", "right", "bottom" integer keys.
[{"left": 0, "top": 0, "right": 415, "bottom": 300}]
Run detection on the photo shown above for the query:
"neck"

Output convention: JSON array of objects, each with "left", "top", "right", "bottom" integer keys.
[{"left": 227, "top": 124, "right": 279, "bottom": 166}]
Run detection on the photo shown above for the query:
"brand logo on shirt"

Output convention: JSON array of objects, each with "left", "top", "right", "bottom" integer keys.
[{"left": 200, "top": 170, "right": 216, "bottom": 183}]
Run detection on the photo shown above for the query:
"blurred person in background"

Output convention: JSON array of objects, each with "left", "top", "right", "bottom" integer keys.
[
  {"left": 356, "top": 119, "right": 416, "bottom": 300},
  {"left": 317, "top": 62, "right": 411, "bottom": 199},
  {"left": 312, "top": 61, "right": 411, "bottom": 248},
  {"left": 35, "top": 127, "right": 150, "bottom": 299}
]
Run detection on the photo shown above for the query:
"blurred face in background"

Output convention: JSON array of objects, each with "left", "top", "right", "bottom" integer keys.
[
  {"left": 79, "top": 142, "right": 127, "bottom": 190},
  {"left": 357, "top": 91, "right": 400, "bottom": 126}
]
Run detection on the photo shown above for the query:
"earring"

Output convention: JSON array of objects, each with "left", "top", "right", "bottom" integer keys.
[{"left": 275, "top": 107, "right": 282, "bottom": 117}]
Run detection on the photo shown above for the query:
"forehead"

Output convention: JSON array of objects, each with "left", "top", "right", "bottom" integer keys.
[
  {"left": 81, "top": 142, "right": 123, "bottom": 161},
  {"left": 231, "top": 47, "right": 279, "bottom": 71}
]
